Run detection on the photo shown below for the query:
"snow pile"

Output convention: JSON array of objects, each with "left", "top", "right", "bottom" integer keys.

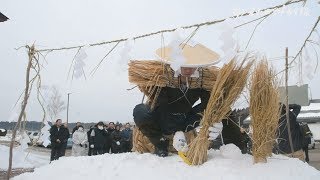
[
  {"left": 301, "top": 103, "right": 320, "bottom": 111},
  {"left": 220, "top": 144, "right": 242, "bottom": 159},
  {"left": 309, "top": 123, "right": 320, "bottom": 140},
  {"left": 0, "top": 145, "right": 49, "bottom": 169},
  {"left": 14, "top": 145, "right": 320, "bottom": 180}
]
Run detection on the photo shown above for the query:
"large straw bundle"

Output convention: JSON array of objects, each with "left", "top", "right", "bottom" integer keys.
[
  {"left": 186, "top": 57, "right": 253, "bottom": 165},
  {"left": 128, "top": 60, "right": 219, "bottom": 90},
  {"left": 249, "top": 60, "right": 280, "bottom": 163},
  {"left": 128, "top": 60, "right": 219, "bottom": 108}
]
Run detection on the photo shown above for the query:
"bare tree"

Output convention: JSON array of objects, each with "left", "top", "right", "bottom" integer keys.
[{"left": 46, "top": 86, "right": 66, "bottom": 122}]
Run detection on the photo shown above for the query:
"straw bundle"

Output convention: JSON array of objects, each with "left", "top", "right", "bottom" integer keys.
[
  {"left": 186, "top": 57, "right": 253, "bottom": 165},
  {"left": 128, "top": 60, "right": 219, "bottom": 108},
  {"left": 249, "top": 60, "right": 280, "bottom": 163},
  {"left": 128, "top": 60, "right": 219, "bottom": 90}
]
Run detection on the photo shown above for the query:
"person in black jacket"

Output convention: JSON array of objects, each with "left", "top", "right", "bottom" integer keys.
[
  {"left": 50, "top": 119, "right": 70, "bottom": 161},
  {"left": 277, "top": 104, "right": 304, "bottom": 161},
  {"left": 111, "top": 125, "right": 123, "bottom": 153},
  {"left": 87, "top": 125, "right": 95, "bottom": 156},
  {"left": 90, "top": 122, "right": 107, "bottom": 155},
  {"left": 105, "top": 122, "right": 115, "bottom": 153},
  {"left": 133, "top": 67, "right": 210, "bottom": 157}
]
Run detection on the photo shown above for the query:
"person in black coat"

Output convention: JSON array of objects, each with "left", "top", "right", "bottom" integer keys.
[
  {"left": 90, "top": 122, "right": 107, "bottom": 155},
  {"left": 133, "top": 67, "right": 210, "bottom": 157},
  {"left": 87, "top": 125, "right": 95, "bottom": 156},
  {"left": 277, "top": 104, "right": 304, "bottom": 160},
  {"left": 221, "top": 111, "right": 243, "bottom": 149},
  {"left": 111, "top": 125, "right": 123, "bottom": 153},
  {"left": 105, "top": 122, "right": 115, "bottom": 153},
  {"left": 50, "top": 119, "right": 70, "bottom": 161}
]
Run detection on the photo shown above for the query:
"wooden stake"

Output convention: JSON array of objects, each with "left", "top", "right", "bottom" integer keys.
[
  {"left": 285, "top": 47, "right": 294, "bottom": 156},
  {"left": 7, "top": 45, "right": 34, "bottom": 180}
]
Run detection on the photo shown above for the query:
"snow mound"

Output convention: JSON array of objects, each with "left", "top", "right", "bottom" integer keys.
[
  {"left": 220, "top": 143, "right": 242, "bottom": 159},
  {"left": 0, "top": 145, "right": 49, "bottom": 170},
  {"left": 14, "top": 148, "right": 320, "bottom": 180}
]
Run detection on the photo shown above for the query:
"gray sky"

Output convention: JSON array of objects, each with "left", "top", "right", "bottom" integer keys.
[{"left": 1, "top": 0, "right": 320, "bottom": 123}]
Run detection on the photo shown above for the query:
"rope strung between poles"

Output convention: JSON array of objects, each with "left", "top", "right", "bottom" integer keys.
[{"left": 34, "top": 0, "right": 305, "bottom": 53}]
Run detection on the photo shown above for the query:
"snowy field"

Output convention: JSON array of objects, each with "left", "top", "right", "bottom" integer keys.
[
  {"left": 0, "top": 145, "right": 49, "bottom": 170},
  {"left": 10, "top": 144, "right": 320, "bottom": 180}
]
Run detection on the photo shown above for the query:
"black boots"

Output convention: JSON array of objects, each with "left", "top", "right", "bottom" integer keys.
[{"left": 154, "top": 137, "right": 169, "bottom": 157}]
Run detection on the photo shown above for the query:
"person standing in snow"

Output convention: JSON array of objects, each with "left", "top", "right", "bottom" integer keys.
[
  {"left": 121, "top": 123, "right": 133, "bottom": 152},
  {"left": 72, "top": 125, "right": 88, "bottom": 156},
  {"left": 87, "top": 125, "right": 95, "bottom": 156},
  {"left": 50, "top": 119, "right": 70, "bottom": 161},
  {"left": 90, "top": 122, "right": 108, "bottom": 155},
  {"left": 111, "top": 125, "right": 123, "bottom": 153},
  {"left": 105, "top": 122, "right": 115, "bottom": 153},
  {"left": 277, "top": 104, "right": 304, "bottom": 161}
]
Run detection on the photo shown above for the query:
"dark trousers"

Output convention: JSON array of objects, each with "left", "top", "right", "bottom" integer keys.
[
  {"left": 92, "top": 147, "right": 105, "bottom": 155},
  {"left": 104, "top": 144, "right": 112, "bottom": 153},
  {"left": 133, "top": 103, "right": 202, "bottom": 148},
  {"left": 88, "top": 145, "right": 93, "bottom": 156},
  {"left": 50, "top": 143, "right": 66, "bottom": 161},
  {"left": 111, "top": 143, "right": 122, "bottom": 153},
  {"left": 122, "top": 141, "right": 132, "bottom": 152},
  {"left": 303, "top": 146, "right": 309, "bottom": 162}
]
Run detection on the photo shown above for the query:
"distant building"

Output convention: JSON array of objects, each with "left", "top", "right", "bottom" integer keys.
[{"left": 279, "top": 84, "right": 309, "bottom": 106}]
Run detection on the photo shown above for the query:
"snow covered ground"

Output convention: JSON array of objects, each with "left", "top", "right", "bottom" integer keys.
[
  {"left": 309, "top": 123, "right": 320, "bottom": 141},
  {"left": 0, "top": 145, "right": 49, "bottom": 170},
  {"left": 13, "top": 144, "right": 320, "bottom": 180}
]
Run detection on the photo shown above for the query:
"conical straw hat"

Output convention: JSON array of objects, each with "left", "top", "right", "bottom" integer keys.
[{"left": 155, "top": 43, "right": 220, "bottom": 67}]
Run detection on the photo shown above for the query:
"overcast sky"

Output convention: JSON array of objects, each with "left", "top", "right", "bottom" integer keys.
[{"left": 1, "top": 0, "right": 320, "bottom": 124}]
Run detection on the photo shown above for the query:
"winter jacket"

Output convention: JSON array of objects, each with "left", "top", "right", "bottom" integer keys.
[
  {"left": 72, "top": 129, "right": 88, "bottom": 156},
  {"left": 111, "top": 130, "right": 123, "bottom": 153},
  {"left": 278, "top": 104, "right": 304, "bottom": 154},
  {"left": 90, "top": 128, "right": 107, "bottom": 149},
  {"left": 221, "top": 111, "right": 242, "bottom": 149},
  {"left": 136, "top": 87, "right": 210, "bottom": 134},
  {"left": 111, "top": 130, "right": 122, "bottom": 143},
  {"left": 50, "top": 125, "right": 69, "bottom": 148},
  {"left": 121, "top": 128, "right": 132, "bottom": 142}
]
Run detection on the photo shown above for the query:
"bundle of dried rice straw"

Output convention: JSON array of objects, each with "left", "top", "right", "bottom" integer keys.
[
  {"left": 249, "top": 60, "right": 280, "bottom": 163},
  {"left": 128, "top": 60, "right": 219, "bottom": 108},
  {"left": 186, "top": 57, "right": 253, "bottom": 165}
]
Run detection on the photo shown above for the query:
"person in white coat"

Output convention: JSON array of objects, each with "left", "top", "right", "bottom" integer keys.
[{"left": 72, "top": 125, "right": 88, "bottom": 156}]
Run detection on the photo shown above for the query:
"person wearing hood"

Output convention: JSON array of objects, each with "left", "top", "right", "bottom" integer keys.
[
  {"left": 111, "top": 125, "right": 123, "bottom": 153},
  {"left": 72, "top": 125, "right": 88, "bottom": 156},
  {"left": 90, "top": 122, "right": 107, "bottom": 155},
  {"left": 277, "top": 103, "right": 304, "bottom": 161}
]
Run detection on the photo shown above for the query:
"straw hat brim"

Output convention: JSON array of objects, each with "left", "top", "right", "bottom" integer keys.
[{"left": 155, "top": 43, "right": 220, "bottom": 67}]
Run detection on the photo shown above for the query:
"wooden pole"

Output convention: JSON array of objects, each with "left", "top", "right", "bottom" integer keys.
[
  {"left": 66, "top": 93, "right": 71, "bottom": 125},
  {"left": 7, "top": 45, "right": 34, "bottom": 180},
  {"left": 285, "top": 47, "right": 294, "bottom": 156}
]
